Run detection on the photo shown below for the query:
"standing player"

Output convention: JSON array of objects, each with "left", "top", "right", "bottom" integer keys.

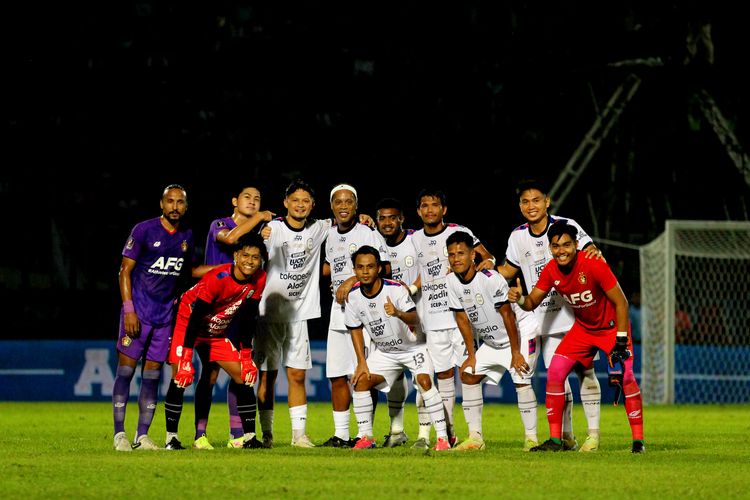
[
  {"left": 497, "top": 179, "right": 602, "bottom": 452},
  {"left": 254, "top": 179, "right": 331, "bottom": 449},
  {"left": 194, "top": 186, "right": 274, "bottom": 449},
  {"left": 113, "top": 184, "right": 210, "bottom": 451},
  {"left": 345, "top": 246, "right": 453, "bottom": 451},
  {"left": 374, "top": 198, "right": 424, "bottom": 449},
  {"left": 163, "top": 233, "right": 267, "bottom": 450},
  {"left": 445, "top": 232, "right": 540, "bottom": 451},
  {"left": 508, "top": 222, "right": 645, "bottom": 453},
  {"left": 411, "top": 188, "right": 496, "bottom": 445},
  {"left": 321, "top": 184, "right": 388, "bottom": 448}
]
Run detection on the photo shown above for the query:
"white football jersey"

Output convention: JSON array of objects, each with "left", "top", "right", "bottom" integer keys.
[
  {"left": 504, "top": 215, "right": 593, "bottom": 335},
  {"left": 345, "top": 279, "right": 421, "bottom": 353},
  {"left": 259, "top": 217, "right": 330, "bottom": 322},
  {"left": 446, "top": 268, "right": 533, "bottom": 348},
  {"left": 412, "top": 223, "right": 480, "bottom": 331},
  {"left": 377, "top": 229, "right": 420, "bottom": 286},
  {"left": 325, "top": 223, "right": 388, "bottom": 330}
]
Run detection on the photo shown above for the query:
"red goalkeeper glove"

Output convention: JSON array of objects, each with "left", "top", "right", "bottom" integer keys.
[
  {"left": 175, "top": 347, "right": 195, "bottom": 388},
  {"left": 240, "top": 348, "right": 258, "bottom": 387}
]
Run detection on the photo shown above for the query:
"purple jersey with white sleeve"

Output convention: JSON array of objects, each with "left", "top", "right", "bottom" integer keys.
[{"left": 122, "top": 217, "right": 194, "bottom": 327}]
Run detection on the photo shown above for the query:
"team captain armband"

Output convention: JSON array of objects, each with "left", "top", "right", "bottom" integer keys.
[{"left": 408, "top": 284, "right": 419, "bottom": 296}]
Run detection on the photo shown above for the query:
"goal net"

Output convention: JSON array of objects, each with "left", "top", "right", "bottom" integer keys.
[{"left": 639, "top": 220, "right": 750, "bottom": 404}]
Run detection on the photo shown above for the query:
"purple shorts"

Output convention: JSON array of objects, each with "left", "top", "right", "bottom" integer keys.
[{"left": 116, "top": 311, "right": 172, "bottom": 363}]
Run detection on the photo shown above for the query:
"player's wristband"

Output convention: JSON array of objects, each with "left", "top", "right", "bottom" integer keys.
[
  {"left": 616, "top": 331, "right": 628, "bottom": 339},
  {"left": 517, "top": 295, "right": 525, "bottom": 306},
  {"left": 408, "top": 284, "right": 419, "bottom": 296},
  {"left": 488, "top": 257, "right": 496, "bottom": 266},
  {"left": 123, "top": 300, "right": 135, "bottom": 314}
]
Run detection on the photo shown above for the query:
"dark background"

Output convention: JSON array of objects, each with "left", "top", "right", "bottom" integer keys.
[{"left": 4, "top": 1, "right": 749, "bottom": 339}]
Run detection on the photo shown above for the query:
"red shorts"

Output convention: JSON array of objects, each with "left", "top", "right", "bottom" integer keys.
[
  {"left": 168, "top": 304, "right": 241, "bottom": 364},
  {"left": 554, "top": 322, "right": 633, "bottom": 366}
]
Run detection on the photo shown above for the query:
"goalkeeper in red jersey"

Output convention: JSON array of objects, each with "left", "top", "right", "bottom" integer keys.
[
  {"left": 163, "top": 233, "right": 267, "bottom": 450},
  {"left": 509, "top": 221, "right": 645, "bottom": 453}
]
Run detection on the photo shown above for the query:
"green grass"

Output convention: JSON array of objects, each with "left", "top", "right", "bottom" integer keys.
[{"left": 2, "top": 402, "right": 749, "bottom": 499}]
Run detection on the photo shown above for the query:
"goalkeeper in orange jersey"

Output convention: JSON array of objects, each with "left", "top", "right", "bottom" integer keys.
[
  {"left": 509, "top": 221, "right": 645, "bottom": 453},
  {"left": 163, "top": 233, "right": 267, "bottom": 450}
]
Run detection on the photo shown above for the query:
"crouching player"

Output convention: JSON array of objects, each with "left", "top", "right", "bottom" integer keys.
[
  {"left": 509, "top": 221, "right": 645, "bottom": 453},
  {"left": 346, "top": 246, "right": 465, "bottom": 452},
  {"left": 445, "top": 231, "right": 540, "bottom": 451},
  {"left": 163, "top": 233, "right": 267, "bottom": 450}
]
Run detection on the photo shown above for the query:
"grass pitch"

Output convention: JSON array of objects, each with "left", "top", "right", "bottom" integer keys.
[{"left": 2, "top": 401, "right": 749, "bottom": 499}]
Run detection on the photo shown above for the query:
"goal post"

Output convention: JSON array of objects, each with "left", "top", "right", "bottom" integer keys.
[{"left": 639, "top": 220, "right": 750, "bottom": 404}]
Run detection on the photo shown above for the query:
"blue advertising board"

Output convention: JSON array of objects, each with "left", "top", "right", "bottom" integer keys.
[{"left": 1, "top": 340, "right": 649, "bottom": 403}]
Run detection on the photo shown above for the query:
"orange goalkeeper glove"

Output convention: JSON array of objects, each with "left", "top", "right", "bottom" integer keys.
[
  {"left": 240, "top": 348, "right": 257, "bottom": 387},
  {"left": 175, "top": 347, "right": 195, "bottom": 388}
]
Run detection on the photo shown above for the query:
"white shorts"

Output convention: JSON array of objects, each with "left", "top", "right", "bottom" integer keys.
[
  {"left": 367, "top": 345, "right": 434, "bottom": 393},
  {"left": 326, "top": 328, "right": 356, "bottom": 378},
  {"left": 516, "top": 310, "right": 541, "bottom": 381},
  {"left": 255, "top": 320, "right": 312, "bottom": 371},
  {"left": 474, "top": 332, "right": 539, "bottom": 385},
  {"left": 425, "top": 326, "right": 471, "bottom": 373},
  {"left": 540, "top": 333, "right": 563, "bottom": 368}
]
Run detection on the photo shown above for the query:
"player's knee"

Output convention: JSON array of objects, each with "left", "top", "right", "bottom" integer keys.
[
  {"left": 623, "top": 369, "right": 638, "bottom": 388},
  {"left": 116, "top": 364, "right": 135, "bottom": 379},
  {"left": 460, "top": 372, "right": 483, "bottom": 385},
  {"left": 353, "top": 379, "right": 371, "bottom": 392},
  {"left": 546, "top": 364, "right": 569, "bottom": 386},
  {"left": 416, "top": 374, "right": 432, "bottom": 391},
  {"left": 287, "top": 368, "right": 306, "bottom": 386}
]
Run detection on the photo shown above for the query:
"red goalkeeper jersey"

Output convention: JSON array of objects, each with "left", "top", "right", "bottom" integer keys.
[
  {"left": 535, "top": 254, "right": 618, "bottom": 332},
  {"left": 181, "top": 263, "right": 266, "bottom": 337}
]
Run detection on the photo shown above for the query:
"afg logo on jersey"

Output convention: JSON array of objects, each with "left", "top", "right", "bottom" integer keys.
[
  {"left": 562, "top": 290, "right": 594, "bottom": 305},
  {"left": 349, "top": 243, "right": 357, "bottom": 254},
  {"left": 578, "top": 272, "right": 587, "bottom": 284},
  {"left": 306, "top": 238, "right": 314, "bottom": 250},
  {"left": 475, "top": 293, "right": 484, "bottom": 306},
  {"left": 151, "top": 256, "right": 184, "bottom": 272},
  {"left": 404, "top": 255, "right": 414, "bottom": 267}
]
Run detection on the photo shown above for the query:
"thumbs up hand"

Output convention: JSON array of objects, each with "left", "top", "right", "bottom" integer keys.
[
  {"left": 508, "top": 278, "right": 523, "bottom": 304},
  {"left": 384, "top": 296, "right": 398, "bottom": 317}
]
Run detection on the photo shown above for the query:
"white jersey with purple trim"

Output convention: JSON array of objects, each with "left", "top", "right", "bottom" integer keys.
[
  {"left": 446, "top": 268, "right": 534, "bottom": 348},
  {"left": 259, "top": 217, "right": 330, "bottom": 322},
  {"left": 376, "top": 229, "right": 419, "bottom": 286},
  {"left": 504, "top": 215, "right": 593, "bottom": 336},
  {"left": 345, "top": 280, "right": 421, "bottom": 353},
  {"left": 325, "top": 223, "right": 388, "bottom": 330},
  {"left": 412, "top": 223, "right": 480, "bottom": 331}
]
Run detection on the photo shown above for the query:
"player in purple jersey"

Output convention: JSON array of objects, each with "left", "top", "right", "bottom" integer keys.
[
  {"left": 195, "top": 186, "right": 275, "bottom": 449},
  {"left": 113, "top": 185, "right": 213, "bottom": 451}
]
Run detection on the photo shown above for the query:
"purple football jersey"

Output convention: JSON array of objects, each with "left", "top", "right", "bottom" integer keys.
[
  {"left": 122, "top": 217, "right": 194, "bottom": 327},
  {"left": 204, "top": 216, "right": 236, "bottom": 265}
]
